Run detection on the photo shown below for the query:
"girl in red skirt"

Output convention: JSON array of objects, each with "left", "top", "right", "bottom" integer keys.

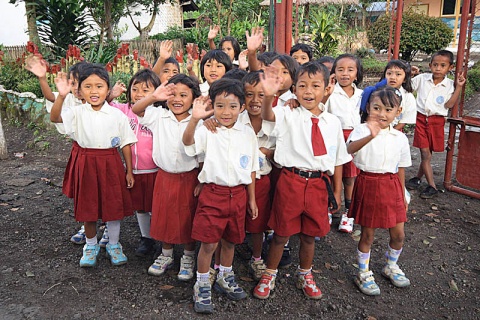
[
  {"left": 347, "top": 86, "right": 412, "bottom": 296},
  {"left": 132, "top": 74, "right": 201, "bottom": 281},
  {"left": 50, "top": 65, "right": 138, "bottom": 268}
]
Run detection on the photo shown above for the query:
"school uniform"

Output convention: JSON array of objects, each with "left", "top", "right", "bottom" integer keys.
[
  {"left": 139, "top": 106, "right": 201, "bottom": 244},
  {"left": 347, "top": 124, "right": 412, "bottom": 228},
  {"left": 392, "top": 87, "right": 417, "bottom": 127},
  {"left": 112, "top": 103, "right": 158, "bottom": 213},
  {"left": 200, "top": 81, "right": 210, "bottom": 97},
  {"left": 326, "top": 83, "right": 363, "bottom": 177},
  {"left": 238, "top": 112, "right": 276, "bottom": 233},
  {"left": 184, "top": 120, "right": 259, "bottom": 244},
  {"left": 411, "top": 73, "right": 455, "bottom": 152},
  {"left": 267, "top": 104, "right": 351, "bottom": 238},
  {"left": 61, "top": 102, "right": 137, "bottom": 222}
]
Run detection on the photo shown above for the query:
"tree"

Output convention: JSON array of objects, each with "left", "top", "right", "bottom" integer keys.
[
  {"left": 367, "top": 10, "right": 453, "bottom": 61},
  {"left": 8, "top": 1, "right": 40, "bottom": 45},
  {"left": 127, "top": 0, "right": 163, "bottom": 40},
  {"left": 84, "top": 0, "right": 128, "bottom": 43}
]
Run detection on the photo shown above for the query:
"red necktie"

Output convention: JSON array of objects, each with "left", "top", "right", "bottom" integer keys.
[
  {"left": 311, "top": 117, "right": 327, "bottom": 156},
  {"left": 272, "top": 95, "right": 279, "bottom": 107}
]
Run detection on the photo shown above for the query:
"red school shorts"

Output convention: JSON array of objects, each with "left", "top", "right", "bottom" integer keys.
[
  {"left": 150, "top": 168, "right": 198, "bottom": 244},
  {"left": 62, "top": 141, "right": 80, "bottom": 199},
  {"left": 342, "top": 129, "right": 360, "bottom": 178},
  {"left": 246, "top": 174, "right": 271, "bottom": 233},
  {"left": 192, "top": 183, "right": 247, "bottom": 245},
  {"left": 413, "top": 113, "right": 446, "bottom": 152},
  {"left": 129, "top": 171, "right": 157, "bottom": 213},
  {"left": 268, "top": 168, "right": 330, "bottom": 238}
]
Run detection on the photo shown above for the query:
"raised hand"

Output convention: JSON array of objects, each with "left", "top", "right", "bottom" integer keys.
[
  {"left": 456, "top": 71, "right": 466, "bottom": 87},
  {"left": 110, "top": 81, "right": 126, "bottom": 100},
  {"left": 203, "top": 117, "right": 219, "bottom": 133},
  {"left": 366, "top": 114, "right": 382, "bottom": 138},
  {"left": 246, "top": 27, "right": 264, "bottom": 52},
  {"left": 238, "top": 49, "right": 249, "bottom": 70},
  {"left": 152, "top": 82, "right": 176, "bottom": 101},
  {"left": 259, "top": 65, "right": 283, "bottom": 97},
  {"left": 208, "top": 25, "right": 220, "bottom": 40},
  {"left": 54, "top": 72, "right": 73, "bottom": 97},
  {"left": 175, "top": 50, "right": 184, "bottom": 64},
  {"left": 191, "top": 96, "right": 214, "bottom": 120},
  {"left": 160, "top": 40, "right": 174, "bottom": 61},
  {"left": 25, "top": 55, "right": 48, "bottom": 78}
]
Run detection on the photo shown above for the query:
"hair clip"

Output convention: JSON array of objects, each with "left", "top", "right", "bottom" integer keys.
[{"left": 394, "top": 88, "right": 402, "bottom": 97}]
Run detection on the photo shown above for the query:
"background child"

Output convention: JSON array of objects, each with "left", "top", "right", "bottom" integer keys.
[
  {"left": 152, "top": 40, "right": 180, "bottom": 83},
  {"left": 346, "top": 86, "right": 411, "bottom": 296},
  {"left": 317, "top": 56, "right": 336, "bottom": 105},
  {"left": 50, "top": 65, "right": 137, "bottom": 267},
  {"left": 108, "top": 69, "right": 162, "bottom": 257},
  {"left": 326, "top": 53, "right": 364, "bottom": 233},
  {"left": 207, "top": 25, "right": 241, "bottom": 66},
  {"left": 132, "top": 74, "right": 202, "bottom": 281},
  {"left": 199, "top": 49, "right": 232, "bottom": 96},
  {"left": 253, "top": 62, "right": 351, "bottom": 300},
  {"left": 290, "top": 43, "right": 313, "bottom": 65},
  {"left": 183, "top": 78, "right": 259, "bottom": 314},
  {"left": 406, "top": 50, "right": 465, "bottom": 199}
]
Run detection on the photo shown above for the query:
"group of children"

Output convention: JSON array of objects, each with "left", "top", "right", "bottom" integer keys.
[{"left": 26, "top": 27, "right": 466, "bottom": 314}]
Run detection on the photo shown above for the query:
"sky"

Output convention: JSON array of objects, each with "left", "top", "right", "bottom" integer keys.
[{"left": 0, "top": 1, "right": 29, "bottom": 46}]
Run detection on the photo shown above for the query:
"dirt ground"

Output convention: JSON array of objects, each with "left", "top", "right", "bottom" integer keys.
[{"left": 0, "top": 101, "right": 479, "bottom": 319}]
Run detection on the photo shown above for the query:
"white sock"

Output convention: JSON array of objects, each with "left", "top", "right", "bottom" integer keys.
[
  {"left": 196, "top": 272, "right": 210, "bottom": 284},
  {"left": 162, "top": 248, "right": 174, "bottom": 257},
  {"left": 218, "top": 265, "right": 232, "bottom": 278},
  {"left": 184, "top": 249, "right": 195, "bottom": 257},
  {"left": 106, "top": 220, "right": 121, "bottom": 245},
  {"left": 86, "top": 236, "right": 97, "bottom": 246},
  {"left": 136, "top": 211, "right": 151, "bottom": 238}
]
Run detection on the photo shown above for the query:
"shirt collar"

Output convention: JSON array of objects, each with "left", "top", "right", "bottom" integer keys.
[
  {"left": 427, "top": 73, "right": 449, "bottom": 87},
  {"left": 333, "top": 82, "right": 361, "bottom": 98},
  {"left": 161, "top": 107, "right": 192, "bottom": 122},
  {"left": 86, "top": 101, "right": 111, "bottom": 114}
]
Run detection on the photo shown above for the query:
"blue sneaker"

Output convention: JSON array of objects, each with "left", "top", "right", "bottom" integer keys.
[
  {"left": 193, "top": 281, "right": 213, "bottom": 314},
  {"left": 70, "top": 226, "right": 86, "bottom": 245},
  {"left": 79, "top": 244, "right": 100, "bottom": 267},
  {"left": 214, "top": 271, "right": 247, "bottom": 300},
  {"left": 106, "top": 243, "right": 128, "bottom": 265},
  {"left": 98, "top": 228, "right": 109, "bottom": 248}
]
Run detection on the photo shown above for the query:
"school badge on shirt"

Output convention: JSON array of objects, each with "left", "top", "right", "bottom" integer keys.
[
  {"left": 111, "top": 136, "right": 121, "bottom": 148},
  {"left": 240, "top": 155, "right": 251, "bottom": 169},
  {"left": 436, "top": 96, "right": 445, "bottom": 104}
]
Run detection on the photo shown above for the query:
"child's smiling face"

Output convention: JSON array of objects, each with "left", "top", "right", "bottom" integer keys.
[
  {"left": 167, "top": 83, "right": 194, "bottom": 121},
  {"left": 244, "top": 82, "right": 264, "bottom": 117},
  {"left": 80, "top": 74, "right": 109, "bottom": 109},
  {"left": 294, "top": 71, "right": 326, "bottom": 116},
  {"left": 213, "top": 93, "right": 244, "bottom": 128},
  {"left": 204, "top": 59, "right": 226, "bottom": 85}
]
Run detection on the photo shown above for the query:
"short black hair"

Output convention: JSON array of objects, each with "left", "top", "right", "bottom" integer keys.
[
  {"left": 126, "top": 68, "right": 161, "bottom": 105},
  {"left": 290, "top": 43, "right": 313, "bottom": 60},
  {"left": 295, "top": 61, "right": 329, "bottom": 87},
  {"left": 223, "top": 68, "right": 248, "bottom": 82},
  {"left": 200, "top": 49, "right": 232, "bottom": 80},
  {"left": 78, "top": 64, "right": 110, "bottom": 89},
  {"left": 362, "top": 85, "right": 403, "bottom": 123},
  {"left": 272, "top": 54, "right": 299, "bottom": 85},
  {"left": 332, "top": 53, "right": 363, "bottom": 85},
  {"left": 209, "top": 78, "right": 245, "bottom": 106},
  {"left": 219, "top": 36, "right": 241, "bottom": 61},
  {"left": 163, "top": 57, "right": 180, "bottom": 72},
  {"left": 381, "top": 59, "right": 413, "bottom": 93},
  {"left": 168, "top": 74, "right": 201, "bottom": 100},
  {"left": 316, "top": 56, "right": 335, "bottom": 72},
  {"left": 431, "top": 50, "right": 454, "bottom": 65},
  {"left": 69, "top": 61, "right": 90, "bottom": 81},
  {"left": 257, "top": 51, "right": 279, "bottom": 67},
  {"left": 242, "top": 70, "right": 263, "bottom": 88}
]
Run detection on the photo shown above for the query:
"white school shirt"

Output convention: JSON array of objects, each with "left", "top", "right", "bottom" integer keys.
[
  {"left": 139, "top": 106, "right": 201, "bottom": 173},
  {"left": 347, "top": 123, "right": 411, "bottom": 173},
  {"left": 270, "top": 104, "right": 352, "bottom": 176},
  {"left": 393, "top": 87, "right": 417, "bottom": 126},
  {"left": 411, "top": 73, "right": 455, "bottom": 117},
  {"left": 200, "top": 81, "right": 210, "bottom": 97},
  {"left": 61, "top": 101, "right": 137, "bottom": 149},
  {"left": 238, "top": 111, "right": 276, "bottom": 179},
  {"left": 276, "top": 90, "right": 296, "bottom": 107},
  {"left": 325, "top": 83, "right": 363, "bottom": 129},
  {"left": 184, "top": 120, "right": 260, "bottom": 187},
  {"left": 45, "top": 92, "right": 82, "bottom": 135}
]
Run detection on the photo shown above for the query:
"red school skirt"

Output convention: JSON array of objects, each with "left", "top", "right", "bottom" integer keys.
[
  {"left": 129, "top": 171, "right": 157, "bottom": 212},
  {"left": 62, "top": 141, "right": 80, "bottom": 199},
  {"left": 246, "top": 174, "right": 271, "bottom": 233},
  {"left": 343, "top": 129, "right": 360, "bottom": 178},
  {"left": 73, "top": 147, "right": 133, "bottom": 223},
  {"left": 348, "top": 171, "right": 406, "bottom": 229},
  {"left": 149, "top": 168, "right": 199, "bottom": 244}
]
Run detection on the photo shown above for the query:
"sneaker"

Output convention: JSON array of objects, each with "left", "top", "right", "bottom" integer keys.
[
  {"left": 420, "top": 185, "right": 438, "bottom": 199},
  {"left": 105, "top": 243, "right": 128, "bottom": 265},
  {"left": 253, "top": 273, "right": 276, "bottom": 299},
  {"left": 148, "top": 254, "right": 174, "bottom": 276},
  {"left": 296, "top": 272, "right": 323, "bottom": 299},
  {"left": 178, "top": 255, "right": 195, "bottom": 281},
  {"left": 278, "top": 245, "right": 292, "bottom": 268},
  {"left": 209, "top": 267, "right": 218, "bottom": 286},
  {"left": 70, "top": 226, "right": 86, "bottom": 245},
  {"left": 328, "top": 212, "right": 332, "bottom": 225},
  {"left": 249, "top": 259, "right": 267, "bottom": 281},
  {"left": 98, "top": 228, "right": 109, "bottom": 248},
  {"left": 135, "top": 237, "right": 155, "bottom": 257},
  {"left": 214, "top": 271, "right": 247, "bottom": 300},
  {"left": 79, "top": 244, "right": 100, "bottom": 267},
  {"left": 338, "top": 213, "right": 354, "bottom": 233},
  {"left": 406, "top": 177, "right": 421, "bottom": 190},
  {"left": 354, "top": 270, "right": 381, "bottom": 296},
  {"left": 193, "top": 281, "right": 213, "bottom": 314},
  {"left": 382, "top": 264, "right": 411, "bottom": 287}
]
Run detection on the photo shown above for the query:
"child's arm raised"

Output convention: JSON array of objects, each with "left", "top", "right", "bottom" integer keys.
[
  {"left": 131, "top": 82, "right": 176, "bottom": 117},
  {"left": 347, "top": 116, "right": 382, "bottom": 154},
  {"left": 152, "top": 40, "right": 174, "bottom": 76},
  {"left": 445, "top": 71, "right": 466, "bottom": 109},
  {"left": 247, "top": 171, "right": 258, "bottom": 220},
  {"left": 246, "top": 27, "right": 264, "bottom": 72},
  {"left": 50, "top": 72, "right": 73, "bottom": 123},
  {"left": 259, "top": 65, "right": 282, "bottom": 121},
  {"left": 122, "top": 144, "right": 135, "bottom": 189},
  {"left": 25, "top": 55, "right": 56, "bottom": 103},
  {"left": 208, "top": 25, "right": 220, "bottom": 50},
  {"left": 183, "top": 96, "right": 213, "bottom": 146},
  {"left": 107, "top": 81, "right": 126, "bottom": 103}
]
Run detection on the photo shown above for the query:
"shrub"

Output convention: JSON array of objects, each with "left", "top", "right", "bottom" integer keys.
[
  {"left": 0, "top": 60, "right": 42, "bottom": 97},
  {"left": 367, "top": 10, "right": 453, "bottom": 62}
]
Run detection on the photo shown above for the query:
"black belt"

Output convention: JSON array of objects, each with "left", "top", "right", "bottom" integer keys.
[{"left": 284, "top": 167, "right": 338, "bottom": 211}]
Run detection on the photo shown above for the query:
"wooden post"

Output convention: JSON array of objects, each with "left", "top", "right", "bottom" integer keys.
[{"left": 0, "top": 116, "right": 8, "bottom": 160}]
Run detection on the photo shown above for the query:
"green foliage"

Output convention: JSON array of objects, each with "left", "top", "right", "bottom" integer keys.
[
  {"left": 151, "top": 26, "right": 210, "bottom": 50},
  {"left": 362, "top": 58, "right": 387, "bottom": 73},
  {"left": 0, "top": 61, "right": 42, "bottom": 97},
  {"left": 308, "top": 10, "right": 341, "bottom": 57},
  {"left": 464, "top": 68, "right": 480, "bottom": 100},
  {"left": 367, "top": 11, "right": 453, "bottom": 62},
  {"left": 83, "top": 40, "right": 120, "bottom": 64},
  {"left": 356, "top": 47, "right": 375, "bottom": 59},
  {"left": 34, "top": 0, "right": 94, "bottom": 60},
  {"left": 17, "top": 77, "right": 43, "bottom": 97},
  {"left": 109, "top": 72, "right": 131, "bottom": 103}
]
